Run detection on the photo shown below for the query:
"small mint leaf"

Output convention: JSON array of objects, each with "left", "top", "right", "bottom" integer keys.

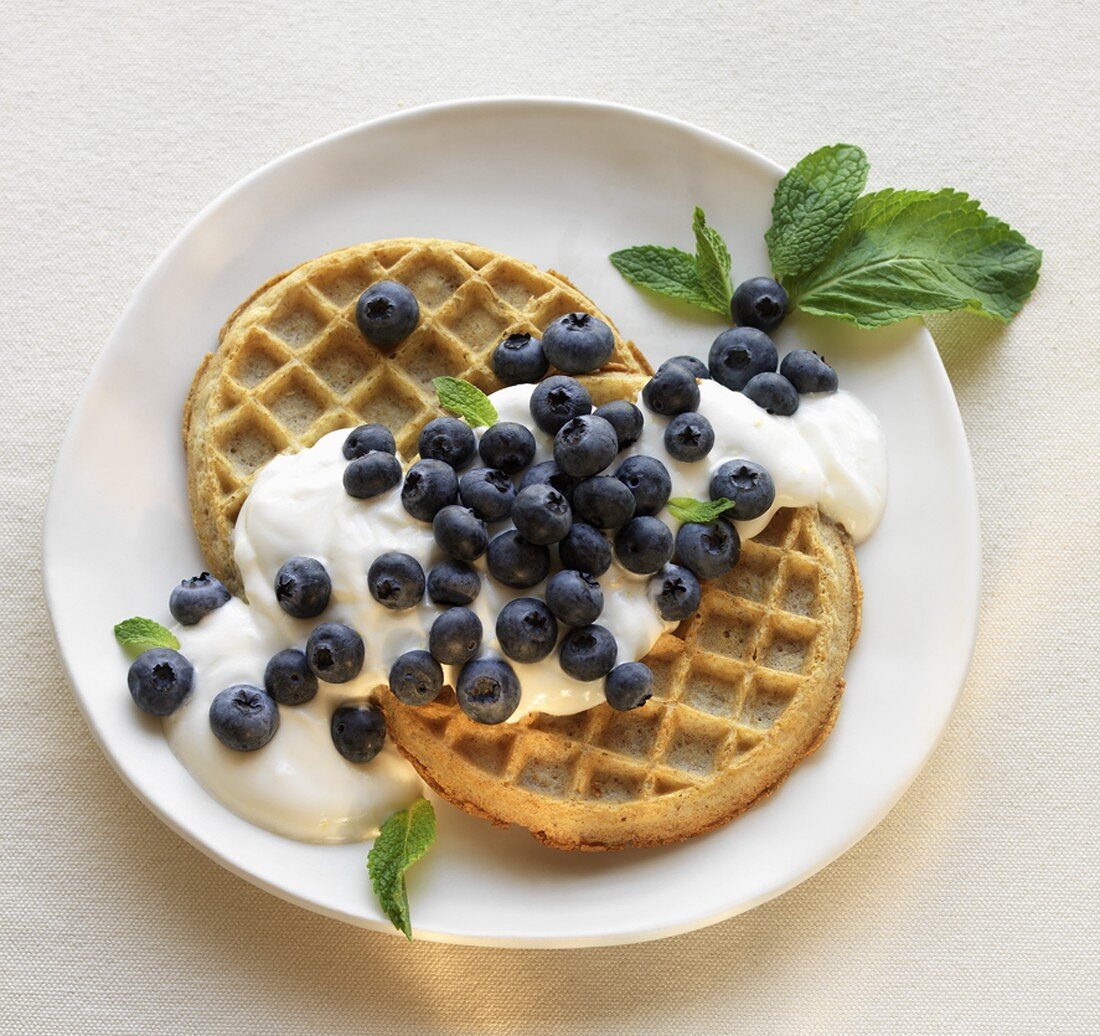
[
  {"left": 691, "top": 208, "right": 733, "bottom": 315},
  {"left": 766, "top": 144, "right": 869, "bottom": 280},
  {"left": 114, "top": 617, "right": 179, "bottom": 656},
  {"left": 608, "top": 246, "right": 713, "bottom": 310},
  {"left": 367, "top": 798, "right": 436, "bottom": 940},
  {"left": 666, "top": 497, "right": 737, "bottom": 524},
  {"left": 433, "top": 377, "right": 498, "bottom": 428}
]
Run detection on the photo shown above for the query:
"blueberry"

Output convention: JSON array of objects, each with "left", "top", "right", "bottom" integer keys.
[
  {"left": 418, "top": 417, "right": 476, "bottom": 469},
  {"left": 545, "top": 569, "right": 603, "bottom": 627},
  {"left": 710, "top": 459, "right": 776, "bottom": 520},
  {"left": 459, "top": 466, "right": 515, "bottom": 522},
  {"left": 478, "top": 421, "right": 536, "bottom": 474},
  {"left": 169, "top": 572, "right": 230, "bottom": 626},
  {"left": 127, "top": 648, "right": 193, "bottom": 716},
  {"left": 530, "top": 375, "right": 591, "bottom": 435},
  {"left": 614, "top": 516, "right": 674, "bottom": 575},
  {"left": 558, "top": 522, "right": 612, "bottom": 576},
  {"left": 648, "top": 563, "right": 702, "bottom": 621},
  {"left": 426, "top": 559, "right": 481, "bottom": 606},
  {"left": 558, "top": 624, "right": 618, "bottom": 681},
  {"left": 456, "top": 658, "right": 522, "bottom": 724},
  {"left": 428, "top": 607, "right": 482, "bottom": 665},
  {"left": 330, "top": 703, "right": 386, "bottom": 763},
  {"left": 496, "top": 597, "right": 558, "bottom": 663},
  {"left": 511, "top": 484, "right": 572, "bottom": 546},
  {"left": 554, "top": 414, "right": 619, "bottom": 478},
  {"left": 305, "top": 622, "right": 365, "bottom": 683},
  {"left": 572, "top": 476, "right": 636, "bottom": 529},
  {"left": 273, "top": 556, "right": 331, "bottom": 619},
  {"left": 356, "top": 280, "right": 419, "bottom": 348},
  {"left": 343, "top": 423, "right": 396, "bottom": 460},
  {"left": 675, "top": 519, "right": 740, "bottom": 580},
  {"left": 593, "top": 399, "right": 644, "bottom": 450},
  {"left": 486, "top": 530, "right": 551, "bottom": 588},
  {"left": 263, "top": 648, "right": 318, "bottom": 706},
  {"left": 664, "top": 411, "right": 715, "bottom": 463},
  {"left": 708, "top": 327, "right": 778, "bottom": 390},
  {"left": 433, "top": 505, "right": 488, "bottom": 561},
  {"left": 658, "top": 355, "right": 711, "bottom": 380},
  {"left": 732, "top": 276, "right": 789, "bottom": 333},
  {"left": 367, "top": 552, "right": 426, "bottom": 610},
  {"left": 780, "top": 348, "right": 839, "bottom": 393},
  {"left": 642, "top": 363, "right": 699, "bottom": 416},
  {"left": 401, "top": 458, "right": 458, "bottom": 521},
  {"left": 344, "top": 451, "right": 402, "bottom": 499},
  {"left": 743, "top": 372, "right": 799, "bottom": 416},
  {"left": 519, "top": 460, "right": 578, "bottom": 503},
  {"left": 604, "top": 662, "right": 653, "bottom": 711},
  {"left": 541, "top": 312, "right": 615, "bottom": 374},
  {"left": 492, "top": 332, "right": 548, "bottom": 384},
  {"left": 389, "top": 649, "right": 444, "bottom": 706},
  {"left": 209, "top": 684, "right": 279, "bottom": 751},
  {"left": 615, "top": 455, "right": 672, "bottom": 516}
]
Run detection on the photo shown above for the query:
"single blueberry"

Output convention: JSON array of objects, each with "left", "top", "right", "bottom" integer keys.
[
  {"left": 708, "top": 327, "right": 778, "bottom": 390},
  {"left": 426, "top": 559, "right": 481, "bottom": 606},
  {"left": 593, "top": 399, "right": 644, "bottom": 450},
  {"left": 558, "top": 522, "right": 613, "bottom": 577},
  {"left": 389, "top": 649, "right": 444, "bottom": 706},
  {"left": 496, "top": 597, "right": 558, "bottom": 663},
  {"left": 344, "top": 451, "right": 402, "bottom": 499},
  {"left": 732, "top": 276, "right": 789, "bottom": 333},
  {"left": 418, "top": 417, "right": 477, "bottom": 469},
  {"left": 709, "top": 459, "right": 776, "bottom": 520},
  {"left": 401, "top": 458, "right": 458, "bottom": 521},
  {"left": 780, "top": 348, "right": 839, "bottom": 393},
  {"left": 127, "top": 648, "right": 193, "bottom": 716},
  {"left": 428, "top": 607, "right": 483, "bottom": 665},
  {"left": 355, "top": 280, "right": 420, "bottom": 348},
  {"left": 169, "top": 572, "right": 230, "bottom": 626},
  {"left": 273, "top": 556, "right": 331, "bottom": 619},
  {"left": 330, "top": 703, "right": 386, "bottom": 763},
  {"left": 604, "top": 661, "right": 654, "bottom": 711},
  {"left": 478, "top": 421, "right": 536, "bottom": 474},
  {"left": 615, "top": 455, "right": 672, "bottom": 516},
  {"left": 455, "top": 657, "right": 522, "bottom": 724},
  {"left": 675, "top": 519, "right": 741, "bottom": 580},
  {"left": 572, "top": 475, "right": 636, "bottom": 530},
  {"left": 648, "top": 564, "right": 702, "bottom": 622},
  {"left": 305, "top": 622, "right": 365, "bottom": 683},
  {"left": 664, "top": 411, "right": 715, "bottom": 463},
  {"left": 642, "top": 363, "right": 700, "bottom": 416},
  {"left": 263, "top": 648, "right": 318, "bottom": 706},
  {"left": 367, "top": 552, "right": 426, "bottom": 610},
  {"left": 530, "top": 375, "right": 591, "bottom": 435},
  {"left": 209, "top": 684, "right": 279, "bottom": 751},
  {"left": 558, "top": 624, "right": 618, "bottom": 681},
  {"left": 486, "top": 530, "right": 551, "bottom": 588},
  {"left": 492, "top": 331, "right": 549, "bottom": 385},
  {"left": 658, "top": 355, "right": 711, "bottom": 380},
  {"left": 459, "top": 466, "right": 515, "bottom": 522},
  {"left": 614, "top": 516, "right": 674, "bottom": 575},
  {"left": 554, "top": 414, "right": 619, "bottom": 478},
  {"left": 519, "top": 460, "right": 578, "bottom": 503},
  {"left": 545, "top": 569, "right": 603, "bottom": 627},
  {"left": 343, "top": 423, "right": 396, "bottom": 460},
  {"left": 743, "top": 372, "right": 800, "bottom": 416},
  {"left": 433, "top": 504, "right": 488, "bottom": 561},
  {"left": 511, "top": 484, "right": 573, "bottom": 546},
  {"left": 541, "top": 312, "right": 615, "bottom": 374}
]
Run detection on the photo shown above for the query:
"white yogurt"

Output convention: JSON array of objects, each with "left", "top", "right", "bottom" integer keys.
[{"left": 164, "top": 378, "right": 886, "bottom": 843}]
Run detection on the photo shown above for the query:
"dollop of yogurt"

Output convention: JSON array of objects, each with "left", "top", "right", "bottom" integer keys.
[{"left": 164, "top": 377, "right": 886, "bottom": 843}]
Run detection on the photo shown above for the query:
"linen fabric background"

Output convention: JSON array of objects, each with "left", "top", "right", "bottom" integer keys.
[{"left": 3, "top": 2, "right": 1097, "bottom": 1033}]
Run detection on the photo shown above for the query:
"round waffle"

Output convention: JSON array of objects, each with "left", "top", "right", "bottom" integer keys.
[{"left": 183, "top": 238, "right": 650, "bottom": 593}]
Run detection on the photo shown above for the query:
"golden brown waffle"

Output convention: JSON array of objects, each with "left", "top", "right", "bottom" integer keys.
[
  {"left": 381, "top": 506, "right": 860, "bottom": 850},
  {"left": 183, "top": 238, "right": 650, "bottom": 592}
]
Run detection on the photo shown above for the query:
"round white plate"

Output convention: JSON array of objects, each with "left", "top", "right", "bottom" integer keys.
[{"left": 44, "top": 98, "right": 979, "bottom": 947}]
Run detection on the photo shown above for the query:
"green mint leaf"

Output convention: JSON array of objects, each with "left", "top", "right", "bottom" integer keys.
[
  {"left": 691, "top": 207, "right": 733, "bottom": 315},
  {"left": 766, "top": 144, "right": 869, "bottom": 279},
  {"left": 367, "top": 798, "right": 436, "bottom": 940},
  {"left": 608, "top": 245, "right": 713, "bottom": 310},
  {"left": 114, "top": 617, "right": 179, "bottom": 656},
  {"left": 785, "top": 188, "right": 1042, "bottom": 327},
  {"left": 666, "top": 497, "right": 737, "bottom": 524},
  {"left": 433, "top": 377, "right": 497, "bottom": 427}
]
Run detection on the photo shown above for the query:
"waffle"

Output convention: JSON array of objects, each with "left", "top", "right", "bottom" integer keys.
[
  {"left": 183, "top": 238, "right": 650, "bottom": 593},
  {"left": 381, "top": 506, "right": 860, "bottom": 850}
]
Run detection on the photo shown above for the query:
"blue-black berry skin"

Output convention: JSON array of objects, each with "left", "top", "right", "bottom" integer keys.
[
  {"left": 675, "top": 519, "right": 741, "bottom": 580},
  {"left": 658, "top": 355, "right": 711, "bottom": 380},
  {"left": 511, "top": 484, "right": 572, "bottom": 546},
  {"left": 530, "top": 376, "right": 592, "bottom": 435},
  {"left": 356, "top": 281, "right": 420, "bottom": 348},
  {"left": 614, "top": 516, "right": 674, "bottom": 575},
  {"left": 492, "top": 332, "right": 548, "bottom": 384},
  {"left": 330, "top": 704, "right": 386, "bottom": 763},
  {"left": 779, "top": 349, "right": 839, "bottom": 393},
  {"left": 604, "top": 661, "right": 654, "bottom": 711},
  {"left": 343, "top": 424, "right": 396, "bottom": 460},
  {"left": 743, "top": 372, "right": 800, "bottom": 416},
  {"left": 649, "top": 564, "right": 702, "bottom": 622},
  {"left": 305, "top": 622, "right": 365, "bottom": 683},
  {"left": 426, "top": 559, "right": 481, "bottom": 605},
  {"left": 572, "top": 476, "right": 636, "bottom": 530},
  {"left": 209, "top": 684, "right": 279, "bottom": 751},
  {"left": 545, "top": 569, "right": 603, "bottom": 627},
  {"left": 127, "top": 648, "right": 194, "bottom": 716},
  {"left": 496, "top": 597, "right": 558, "bottom": 663},
  {"left": 554, "top": 415, "right": 619, "bottom": 478},
  {"left": 169, "top": 572, "right": 231, "bottom": 626},
  {"left": 433, "top": 505, "right": 488, "bottom": 561},
  {"left": 519, "top": 460, "right": 578, "bottom": 504},
  {"left": 731, "top": 277, "right": 789, "bottom": 333},
  {"left": 401, "top": 459, "right": 458, "bottom": 521},
  {"left": 389, "top": 650, "right": 444, "bottom": 706},
  {"left": 429, "top": 607, "right": 483, "bottom": 665},
  {"left": 558, "top": 522, "right": 612, "bottom": 576},
  {"left": 263, "top": 648, "right": 318, "bottom": 706},
  {"left": 273, "top": 556, "right": 332, "bottom": 619},
  {"left": 593, "top": 399, "right": 644, "bottom": 450},
  {"left": 418, "top": 417, "right": 477, "bottom": 470},
  {"left": 664, "top": 412, "right": 715, "bottom": 463},
  {"left": 367, "top": 552, "right": 426, "bottom": 610},
  {"left": 615, "top": 455, "right": 672, "bottom": 516},
  {"left": 541, "top": 312, "right": 615, "bottom": 374},
  {"left": 641, "top": 363, "right": 700, "bottom": 416},
  {"left": 344, "top": 452, "right": 402, "bottom": 499},
  {"left": 456, "top": 658, "right": 522, "bottom": 724},
  {"left": 709, "top": 460, "right": 776, "bottom": 521},
  {"left": 558, "top": 624, "right": 618, "bottom": 681},
  {"left": 459, "top": 467, "right": 515, "bottom": 522},
  {"left": 478, "top": 421, "right": 536, "bottom": 474},
  {"left": 486, "top": 530, "right": 551, "bottom": 588},
  {"left": 708, "top": 327, "right": 778, "bottom": 391}
]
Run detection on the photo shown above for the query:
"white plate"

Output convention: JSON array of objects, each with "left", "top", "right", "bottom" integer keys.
[{"left": 44, "top": 98, "right": 979, "bottom": 947}]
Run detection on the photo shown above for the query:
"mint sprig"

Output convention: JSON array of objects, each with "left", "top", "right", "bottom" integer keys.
[
  {"left": 691, "top": 207, "right": 733, "bottom": 314},
  {"left": 666, "top": 497, "right": 737, "bottom": 524},
  {"left": 433, "top": 377, "right": 497, "bottom": 427},
  {"left": 367, "top": 798, "right": 436, "bottom": 940},
  {"left": 114, "top": 617, "right": 179, "bottom": 656}
]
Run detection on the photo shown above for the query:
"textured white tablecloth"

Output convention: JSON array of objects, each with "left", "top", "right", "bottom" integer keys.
[{"left": 3, "top": 1, "right": 1098, "bottom": 1032}]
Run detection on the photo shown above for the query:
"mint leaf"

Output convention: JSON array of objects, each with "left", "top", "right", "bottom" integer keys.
[
  {"left": 608, "top": 245, "right": 712, "bottom": 310},
  {"left": 114, "top": 617, "right": 179, "bottom": 656},
  {"left": 766, "top": 144, "right": 869, "bottom": 279},
  {"left": 785, "top": 189, "right": 1042, "bottom": 327},
  {"left": 433, "top": 377, "right": 497, "bottom": 427},
  {"left": 367, "top": 798, "right": 436, "bottom": 940},
  {"left": 666, "top": 497, "right": 737, "bottom": 524},
  {"left": 691, "top": 208, "right": 733, "bottom": 315}
]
